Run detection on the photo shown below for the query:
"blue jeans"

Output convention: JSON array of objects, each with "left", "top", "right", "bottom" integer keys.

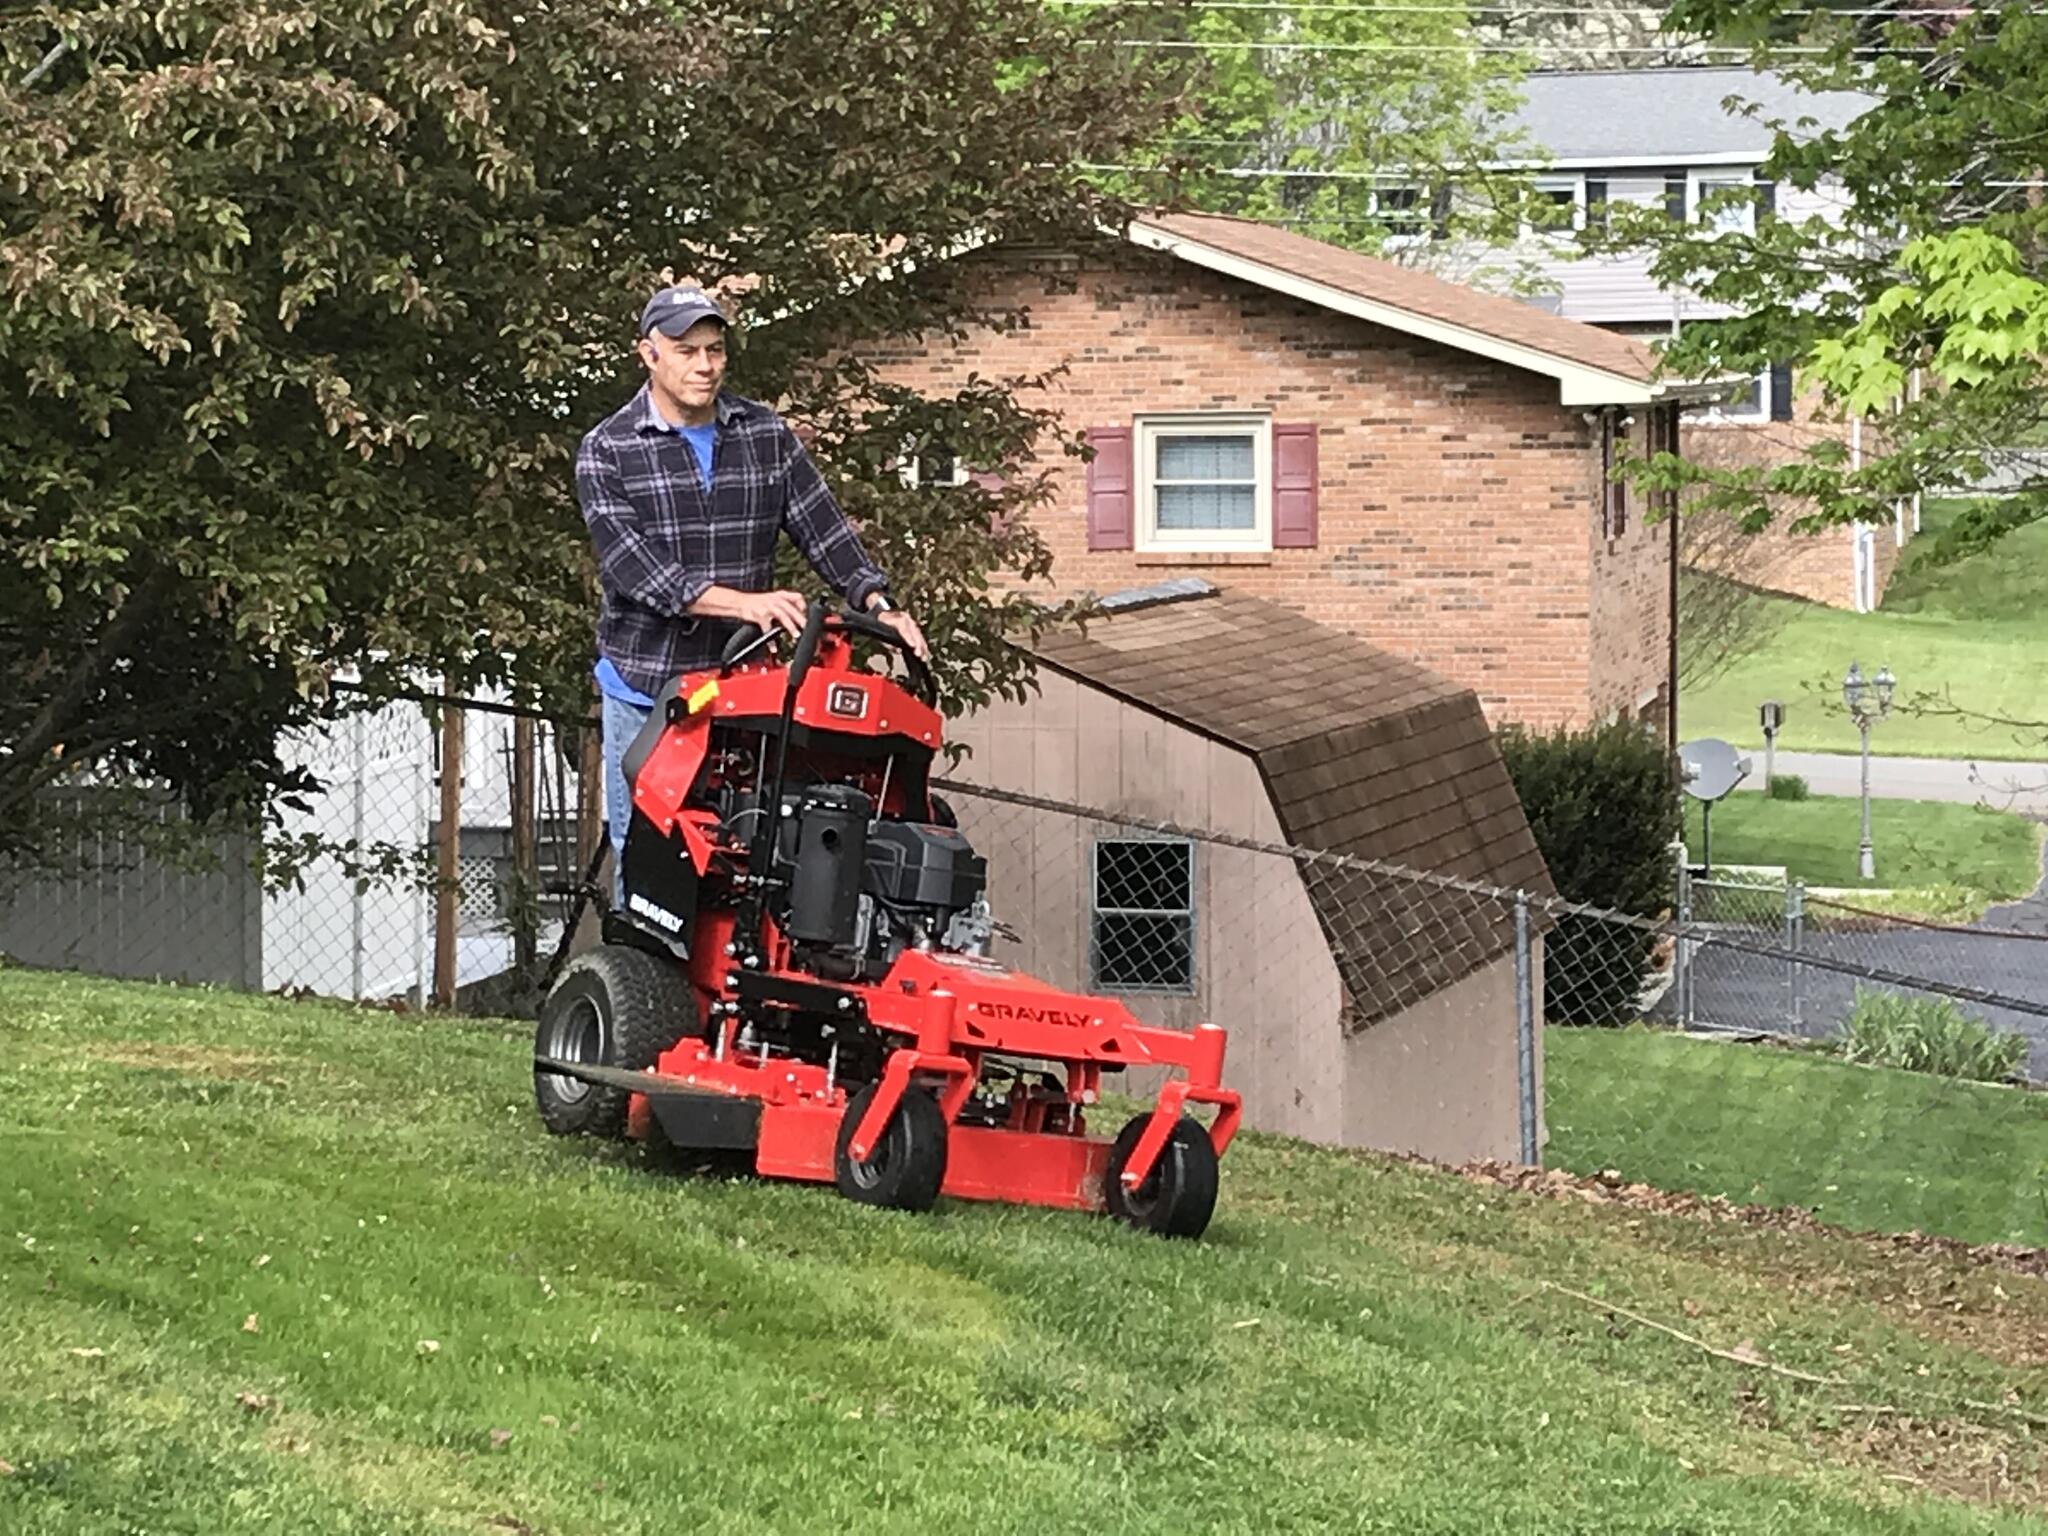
[{"left": 600, "top": 690, "right": 654, "bottom": 907}]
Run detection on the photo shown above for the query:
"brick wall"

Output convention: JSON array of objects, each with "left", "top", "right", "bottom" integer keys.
[
  {"left": 1681, "top": 381, "right": 1906, "bottom": 611},
  {"left": 860, "top": 244, "right": 1671, "bottom": 729}
]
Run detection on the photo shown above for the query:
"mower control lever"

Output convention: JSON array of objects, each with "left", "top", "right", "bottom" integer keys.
[
  {"left": 719, "top": 623, "right": 772, "bottom": 673},
  {"left": 828, "top": 608, "right": 936, "bottom": 705}
]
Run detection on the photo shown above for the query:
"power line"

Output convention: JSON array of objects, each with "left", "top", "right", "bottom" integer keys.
[{"left": 1080, "top": 37, "right": 1938, "bottom": 52}]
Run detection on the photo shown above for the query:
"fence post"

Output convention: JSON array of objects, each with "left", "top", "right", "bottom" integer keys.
[
  {"left": 1785, "top": 878, "right": 1805, "bottom": 1030},
  {"left": 1673, "top": 846, "right": 1693, "bottom": 1029},
  {"left": 1514, "top": 891, "right": 1537, "bottom": 1166},
  {"left": 433, "top": 702, "right": 462, "bottom": 1008},
  {"left": 510, "top": 715, "right": 537, "bottom": 979},
  {"left": 350, "top": 709, "right": 366, "bottom": 1002}
]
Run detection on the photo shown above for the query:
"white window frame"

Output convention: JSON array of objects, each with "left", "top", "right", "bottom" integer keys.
[
  {"left": 1089, "top": 837, "right": 1197, "bottom": 996},
  {"left": 896, "top": 444, "right": 970, "bottom": 490},
  {"left": 1685, "top": 364, "right": 1771, "bottom": 427},
  {"left": 1372, "top": 184, "right": 1431, "bottom": 248},
  {"left": 1134, "top": 413, "right": 1272, "bottom": 553},
  {"left": 1688, "top": 170, "right": 1757, "bottom": 238},
  {"left": 1522, "top": 173, "right": 1586, "bottom": 239}
]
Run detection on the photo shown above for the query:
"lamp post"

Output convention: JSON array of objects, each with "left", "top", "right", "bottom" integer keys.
[{"left": 1841, "top": 660, "right": 1895, "bottom": 880}]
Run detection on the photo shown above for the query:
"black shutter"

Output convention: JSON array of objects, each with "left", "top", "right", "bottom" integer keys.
[
  {"left": 1769, "top": 361, "right": 1794, "bottom": 421},
  {"left": 1757, "top": 179, "right": 1777, "bottom": 219},
  {"left": 1665, "top": 172, "right": 1687, "bottom": 222},
  {"left": 1585, "top": 178, "right": 1607, "bottom": 233}
]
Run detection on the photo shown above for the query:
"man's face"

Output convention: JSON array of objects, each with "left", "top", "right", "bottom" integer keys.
[{"left": 640, "top": 318, "right": 727, "bottom": 407}]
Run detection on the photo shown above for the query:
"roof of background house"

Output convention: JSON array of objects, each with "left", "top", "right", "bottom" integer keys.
[
  {"left": 1129, "top": 211, "right": 1723, "bottom": 405},
  {"left": 1506, "top": 67, "right": 1873, "bottom": 165},
  {"left": 1024, "top": 580, "right": 1554, "bottom": 1027}
]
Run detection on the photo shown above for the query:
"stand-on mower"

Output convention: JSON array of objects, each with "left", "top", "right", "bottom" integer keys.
[{"left": 532, "top": 601, "right": 1241, "bottom": 1236}]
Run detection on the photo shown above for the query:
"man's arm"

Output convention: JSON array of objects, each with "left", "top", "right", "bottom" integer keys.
[
  {"left": 777, "top": 426, "right": 888, "bottom": 613},
  {"left": 576, "top": 434, "right": 709, "bottom": 617}
]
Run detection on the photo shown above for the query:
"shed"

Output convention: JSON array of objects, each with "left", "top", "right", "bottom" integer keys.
[{"left": 944, "top": 580, "right": 1554, "bottom": 1165}]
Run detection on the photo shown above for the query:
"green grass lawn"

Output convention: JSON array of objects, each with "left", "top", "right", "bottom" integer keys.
[
  {"left": 1681, "top": 501, "right": 2048, "bottom": 761},
  {"left": 1547, "top": 1025, "right": 2048, "bottom": 1249},
  {"left": 11, "top": 970, "right": 2048, "bottom": 1530},
  {"left": 1681, "top": 790, "right": 2042, "bottom": 900}
]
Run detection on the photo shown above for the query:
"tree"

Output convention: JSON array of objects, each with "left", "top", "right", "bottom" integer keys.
[
  {"left": 1082, "top": 2, "right": 1532, "bottom": 256},
  {"left": 1621, "top": 2, "right": 2048, "bottom": 558},
  {"left": 0, "top": 0, "right": 1185, "bottom": 864}
]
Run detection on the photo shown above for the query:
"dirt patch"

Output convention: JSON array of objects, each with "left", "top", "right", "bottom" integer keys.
[
  {"left": 89, "top": 1042, "right": 289, "bottom": 1081},
  {"left": 1451, "top": 1158, "right": 2048, "bottom": 1284},
  {"left": 1821, "top": 1408, "right": 2048, "bottom": 1512}
]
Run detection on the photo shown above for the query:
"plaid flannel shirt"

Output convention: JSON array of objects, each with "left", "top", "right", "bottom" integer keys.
[{"left": 575, "top": 386, "right": 888, "bottom": 697}]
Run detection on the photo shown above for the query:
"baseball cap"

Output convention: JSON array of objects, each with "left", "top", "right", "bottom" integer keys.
[{"left": 638, "top": 285, "right": 728, "bottom": 339}]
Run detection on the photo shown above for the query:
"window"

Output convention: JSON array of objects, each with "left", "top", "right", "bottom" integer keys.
[
  {"left": 1135, "top": 415, "right": 1270, "bottom": 552},
  {"left": 1689, "top": 171, "right": 1757, "bottom": 238},
  {"left": 1090, "top": 839, "right": 1195, "bottom": 994},
  {"left": 1373, "top": 185, "right": 1428, "bottom": 243},
  {"left": 1600, "top": 410, "right": 1631, "bottom": 539},
  {"left": 1684, "top": 365, "right": 1770, "bottom": 426},
  {"left": 897, "top": 444, "right": 969, "bottom": 489},
  {"left": 1523, "top": 174, "right": 1585, "bottom": 238}
]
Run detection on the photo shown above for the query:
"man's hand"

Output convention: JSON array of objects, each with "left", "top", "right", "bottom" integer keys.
[
  {"left": 690, "top": 584, "right": 808, "bottom": 639},
  {"left": 870, "top": 606, "right": 929, "bottom": 662}
]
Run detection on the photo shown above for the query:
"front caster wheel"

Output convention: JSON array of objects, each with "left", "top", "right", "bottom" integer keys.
[
  {"left": 1105, "top": 1115, "right": 1219, "bottom": 1239},
  {"left": 834, "top": 1084, "right": 948, "bottom": 1212}
]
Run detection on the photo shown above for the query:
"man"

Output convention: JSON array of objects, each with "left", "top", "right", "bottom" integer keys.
[{"left": 576, "top": 284, "right": 927, "bottom": 899}]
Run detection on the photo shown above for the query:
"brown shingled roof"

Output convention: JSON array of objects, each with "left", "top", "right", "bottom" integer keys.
[
  {"left": 1132, "top": 210, "right": 1664, "bottom": 391},
  {"left": 1027, "top": 584, "right": 1554, "bottom": 1028}
]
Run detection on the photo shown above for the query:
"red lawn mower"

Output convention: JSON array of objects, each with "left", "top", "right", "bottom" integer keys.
[{"left": 532, "top": 601, "right": 1241, "bottom": 1236}]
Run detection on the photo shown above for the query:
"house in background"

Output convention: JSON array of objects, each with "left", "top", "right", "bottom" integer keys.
[
  {"left": 866, "top": 209, "right": 1726, "bottom": 735},
  {"left": 1494, "top": 68, "right": 1914, "bottom": 612},
  {"left": 948, "top": 580, "right": 1553, "bottom": 1164}
]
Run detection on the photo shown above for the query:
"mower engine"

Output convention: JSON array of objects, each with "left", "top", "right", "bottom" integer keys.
[{"left": 777, "top": 783, "right": 994, "bottom": 978}]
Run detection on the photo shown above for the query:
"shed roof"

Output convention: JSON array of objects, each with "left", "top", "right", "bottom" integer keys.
[{"left": 1027, "top": 582, "right": 1554, "bottom": 1026}]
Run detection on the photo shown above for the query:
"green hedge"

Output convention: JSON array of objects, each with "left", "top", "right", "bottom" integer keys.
[{"left": 1498, "top": 721, "right": 1679, "bottom": 1026}]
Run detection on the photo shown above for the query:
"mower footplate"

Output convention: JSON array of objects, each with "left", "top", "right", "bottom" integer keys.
[{"left": 533, "top": 1057, "right": 761, "bottom": 1151}]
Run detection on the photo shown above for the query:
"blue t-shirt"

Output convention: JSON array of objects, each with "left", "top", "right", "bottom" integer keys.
[
  {"left": 594, "top": 418, "right": 717, "bottom": 707},
  {"left": 677, "top": 421, "right": 716, "bottom": 491}
]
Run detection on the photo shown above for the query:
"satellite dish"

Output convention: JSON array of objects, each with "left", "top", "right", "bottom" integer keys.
[{"left": 1678, "top": 738, "right": 1750, "bottom": 803}]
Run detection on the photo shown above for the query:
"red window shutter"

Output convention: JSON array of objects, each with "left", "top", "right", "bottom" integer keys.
[
  {"left": 1272, "top": 422, "right": 1319, "bottom": 549},
  {"left": 1085, "top": 426, "right": 1133, "bottom": 551}
]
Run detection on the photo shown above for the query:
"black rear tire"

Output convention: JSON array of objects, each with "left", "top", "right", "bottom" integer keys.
[
  {"left": 834, "top": 1083, "right": 948, "bottom": 1212},
  {"left": 534, "top": 945, "right": 699, "bottom": 1139},
  {"left": 1105, "top": 1115, "right": 1219, "bottom": 1239}
]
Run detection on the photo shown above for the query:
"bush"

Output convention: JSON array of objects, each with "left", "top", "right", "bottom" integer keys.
[
  {"left": 1498, "top": 720, "right": 1680, "bottom": 1026},
  {"left": 1835, "top": 988, "right": 2027, "bottom": 1082},
  {"left": 1766, "top": 773, "right": 1810, "bottom": 801}
]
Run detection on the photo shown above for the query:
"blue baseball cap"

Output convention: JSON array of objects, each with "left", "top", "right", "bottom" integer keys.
[{"left": 638, "top": 285, "right": 727, "bottom": 339}]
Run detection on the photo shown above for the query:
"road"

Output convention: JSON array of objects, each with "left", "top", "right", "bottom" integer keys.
[{"left": 1733, "top": 750, "right": 2048, "bottom": 814}]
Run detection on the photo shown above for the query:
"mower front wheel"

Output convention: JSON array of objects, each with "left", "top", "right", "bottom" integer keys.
[
  {"left": 534, "top": 945, "right": 698, "bottom": 1139},
  {"left": 834, "top": 1084, "right": 948, "bottom": 1212},
  {"left": 1105, "top": 1115, "right": 1218, "bottom": 1239}
]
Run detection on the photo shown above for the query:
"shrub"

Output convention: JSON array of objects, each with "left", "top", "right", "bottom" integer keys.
[
  {"left": 1766, "top": 773, "right": 1810, "bottom": 801},
  {"left": 1835, "top": 988, "right": 2027, "bottom": 1082},
  {"left": 1498, "top": 720, "right": 1681, "bottom": 1026}
]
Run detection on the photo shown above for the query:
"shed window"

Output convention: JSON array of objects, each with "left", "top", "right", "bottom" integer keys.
[
  {"left": 1090, "top": 838, "right": 1195, "bottom": 994},
  {"left": 1135, "top": 415, "right": 1270, "bottom": 552}
]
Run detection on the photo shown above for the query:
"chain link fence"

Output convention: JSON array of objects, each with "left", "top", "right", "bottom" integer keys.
[
  {"left": 0, "top": 692, "right": 599, "bottom": 1014},
  {"left": 13, "top": 698, "right": 2048, "bottom": 1206}
]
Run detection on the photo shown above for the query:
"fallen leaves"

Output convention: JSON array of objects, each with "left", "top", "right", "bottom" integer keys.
[
  {"left": 416, "top": 1339, "right": 440, "bottom": 1356},
  {"left": 242, "top": 1314, "right": 260, "bottom": 1334},
  {"left": 488, "top": 1428, "right": 513, "bottom": 1450},
  {"left": 68, "top": 1346, "right": 105, "bottom": 1359},
  {"left": 236, "top": 1391, "right": 277, "bottom": 1414}
]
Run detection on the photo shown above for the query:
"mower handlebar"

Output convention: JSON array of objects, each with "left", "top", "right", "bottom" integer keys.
[{"left": 715, "top": 603, "right": 936, "bottom": 704}]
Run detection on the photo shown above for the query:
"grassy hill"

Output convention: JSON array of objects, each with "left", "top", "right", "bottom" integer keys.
[{"left": 7, "top": 968, "right": 2048, "bottom": 1532}]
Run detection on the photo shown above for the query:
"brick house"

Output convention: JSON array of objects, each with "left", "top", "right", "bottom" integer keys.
[{"left": 863, "top": 210, "right": 1723, "bottom": 732}]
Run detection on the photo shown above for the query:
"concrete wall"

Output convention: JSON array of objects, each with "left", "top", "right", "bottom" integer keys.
[{"left": 948, "top": 669, "right": 1537, "bottom": 1163}]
